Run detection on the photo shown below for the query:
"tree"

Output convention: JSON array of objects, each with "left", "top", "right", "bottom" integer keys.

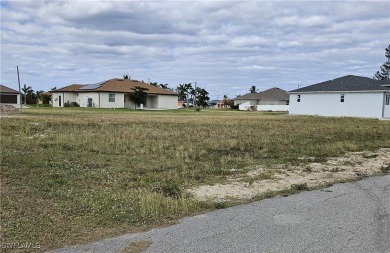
[
  {"left": 223, "top": 95, "right": 234, "bottom": 108},
  {"left": 123, "top": 74, "right": 130, "bottom": 79},
  {"left": 22, "top": 84, "right": 32, "bottom": 105},
  {"left": 373, "top": 44, "right": 390, "bottom": 80},
  {"left": 128, "top": 86, "right": 149, "bottom": 110},
  {"left": 35, "top": 90, "right": 44, "bottom": 106},
  {"left": 176, "top": 83, "right": 192, "bottom": 106},
  {"left": 194, "top": 87, "right": 210, "bottom": 108},
  {"left": 176, "top": 84, "right": 187, "bottom": 101},
  {"left": 159, "top": 83, "right": 169, "bottom": 89},
  {"left": 50, "top": 86, "right": 57, "bottom": 91},
  {"left": 249, "top": 85, "right": 257, "bottom": 93},
  {"left": 150, "top": 82, "right": 158, "bottom": 87}
]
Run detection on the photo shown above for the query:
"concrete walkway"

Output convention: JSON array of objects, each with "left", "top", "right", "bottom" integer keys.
[{"left": 51, "top": 175, "right": 390, "bottom": 253}]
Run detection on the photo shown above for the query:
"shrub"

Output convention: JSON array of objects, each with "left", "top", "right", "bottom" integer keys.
[{"left": 156, "top": 179, "right": 182, "bottom": 198}]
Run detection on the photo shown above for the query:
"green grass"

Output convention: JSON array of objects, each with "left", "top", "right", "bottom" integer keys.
[{"left": 1, "top": 108, "right": 390, "bottom": 251}]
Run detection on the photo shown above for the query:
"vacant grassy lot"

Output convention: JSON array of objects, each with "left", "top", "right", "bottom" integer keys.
[{"left": 1, "top": 108, "right": 390, "bottom": 251}]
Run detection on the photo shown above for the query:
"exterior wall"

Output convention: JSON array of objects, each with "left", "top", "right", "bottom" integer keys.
[
  {"left": 239, "top": 102, "right": 251, "bottom": 110},
  {"left": 53, "top": 92, "right": 177, "bottom": 109},
  {"left": 257, "top": 105, "right": 289, "bottom": 111},
  {"left": 384, "top": 93, "right": 390, "bottom": 118},
  {"left": 52, "top": 92, "right": 77, "bottom": 107},
  {"left": 289, "top": 92, "right": 384, "bottom": 118},
  {"left": 258, "top": 100, "right": 288, "bottom": 105},
  {"left": 155, "top": 95, "right": 178, "bottom": 109}
]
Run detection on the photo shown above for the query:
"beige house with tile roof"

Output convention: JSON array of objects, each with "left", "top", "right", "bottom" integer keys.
[
  {"left": 0, "top": 84, "right": 20, "bottom": 104},
  {"left": 52, "top": 79, "right": 178, "bottom": 109}
]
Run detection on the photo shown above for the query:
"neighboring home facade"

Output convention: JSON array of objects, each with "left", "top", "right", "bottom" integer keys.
[
  {"left": 52, "top": 79, "right": 178, "bottom": 109},
  {"left": 0, "top": 84, "right": 20, "bottom": 104},
  {"left": 235, "top": 87, "right": 289, "bottom": 111},
  {"left": 289, "top": 75, "right": 390, "bottom": 119}
]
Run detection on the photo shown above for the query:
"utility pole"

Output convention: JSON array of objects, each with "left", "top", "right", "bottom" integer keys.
[
  {"left": 194, "top": 81, "right": 197, "bottom": 107},
  {"left": 16, "top": 66, "right": 22, "bottom": 108}
]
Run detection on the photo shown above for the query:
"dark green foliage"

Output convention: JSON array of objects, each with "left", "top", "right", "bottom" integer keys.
[
  {"left": 374, "top": 44, "right": 390, "bottom": 80},
  {"left": 128, "top": 86, "right": 149, "bottom": 109}
]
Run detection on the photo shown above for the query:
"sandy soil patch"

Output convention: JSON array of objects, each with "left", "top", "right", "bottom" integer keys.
[
  {"left": 188, "top": 148, "right": 390, "bottom": 201},
  {"left": 0, "top": 104, "right": 19, "bottom": 115}
]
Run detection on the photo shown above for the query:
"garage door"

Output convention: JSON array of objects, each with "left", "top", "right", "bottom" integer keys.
[{"left": 0, "top": 94, "right": 18, "bottom": 104}]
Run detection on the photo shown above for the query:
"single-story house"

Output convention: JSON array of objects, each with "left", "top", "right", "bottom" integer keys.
[
  {"left": 52, "top": 78, "right": 178, "bottom": 109},
  {"left": 288, "top": 75, "right": 390, "bottom": 119},
  {"left": 235, "top": 87, "right": 289, "bottom": 111},
  {"left": 0, "top": 84, "right": 20, "bottom": 104}
]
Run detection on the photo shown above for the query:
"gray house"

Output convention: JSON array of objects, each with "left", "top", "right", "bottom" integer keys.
[
  {"left": 235, "top": 87, "right": 289, "bottom": 111},
  {"left": 289, "top": 75, "right": 390, "bottom": 118}
]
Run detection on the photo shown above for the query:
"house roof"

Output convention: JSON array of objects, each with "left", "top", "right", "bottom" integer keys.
[
  {"left": 0, "top": 84, "right": 19, "bottom": 94},
  {"left": 55, "top": 79, "right": 177, "bottom": 95},
  {"left": 289, "top": 75, "right": 390, "bottom": 93},
  {"left": 56, "top": 84, "right": 86, "bottom": 92},
  {"left": 236, "top": 87, "right": 289, "bottom": 100}
]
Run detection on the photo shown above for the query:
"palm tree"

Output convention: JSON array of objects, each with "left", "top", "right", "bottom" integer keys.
[
  {"left": 159, "top": 83, "right": 169, "bottom": 89},
  {"left": 249, "top": 85, "right": 257, "bottom": 93},
  {"left": 150, "top": 82, "right": 158, "bottom": 87},
  {"left": 123, "top": 74, "right": 130, "bottom": 79},
  {"left": 22, "top": 84, "right": 32, "bottom": 105},
  {"left": 35, "top": 90, "right": 44, "bottom": 106},
  {"left": 176, "top": 84, "right": 187, "bottom": 101}
]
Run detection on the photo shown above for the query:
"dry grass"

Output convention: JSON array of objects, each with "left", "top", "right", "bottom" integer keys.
[{"left": 1, "top": 107, "right": 390, "bottom": 251}]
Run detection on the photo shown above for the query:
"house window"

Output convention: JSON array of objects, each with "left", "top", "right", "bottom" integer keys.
[
  {"left": 340, "top": 94, "right": 345, "bottom": 103},
  {"left": 109, "top": 94, "right": 115, "bottom": 102},
  {"left": 386, "top": 95, "right": 390, "bottom": 105},
  {"left": 297, "top": 95, "right": 301, "bottom": 102}
]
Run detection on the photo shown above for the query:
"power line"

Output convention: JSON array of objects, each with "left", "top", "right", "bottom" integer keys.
[{"left": 1, "top": 70, "right": 14, "bottom": 77}]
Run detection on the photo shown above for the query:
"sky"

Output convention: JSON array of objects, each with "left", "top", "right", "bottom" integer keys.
[{"left": 1, "top": 0, "right": 389, "bottom": 99}]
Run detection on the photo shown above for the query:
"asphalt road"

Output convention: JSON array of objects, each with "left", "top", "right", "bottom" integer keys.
[{"left": 51, "top": 175, "right": 390, "bottom": 253}]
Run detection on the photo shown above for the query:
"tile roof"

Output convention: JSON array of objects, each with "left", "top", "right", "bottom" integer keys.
[
  {"left": 236, "top": 87, "right": 289, "bottom": 100},
  {"left": 289, "top": 75, "right": 390, "bottom": 93},
  {"left": 0, "top": 84, "right": 19, "bottom": 94},
  {"left": 56, "top": 79, "right": 177, "bottom": 95}
]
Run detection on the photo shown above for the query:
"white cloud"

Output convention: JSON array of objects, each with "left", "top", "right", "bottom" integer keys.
[{"left": 1, "top": 0, "right": 389, "bottom": 98}]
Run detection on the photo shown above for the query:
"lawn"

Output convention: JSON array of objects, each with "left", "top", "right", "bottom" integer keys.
[{"left": 1, "top": 108, "right": 390, "bottom": 251}]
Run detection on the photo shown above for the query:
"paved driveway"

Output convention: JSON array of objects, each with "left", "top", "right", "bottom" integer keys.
[{"left": 51, "top": 175, "right": 390, "bottom": 253}]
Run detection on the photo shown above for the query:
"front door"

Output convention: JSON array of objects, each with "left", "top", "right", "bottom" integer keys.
[{"left": 59, "top": 96, "right": 62, "bottom": 107}]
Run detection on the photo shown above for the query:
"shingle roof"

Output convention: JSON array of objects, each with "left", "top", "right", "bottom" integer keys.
[
  {"left": 236, "top": 87, "right": 289, "bottom": 100},
  {"left": 56, "top": 84, "right": 86, "bottom": 92},
  {"left": 0, "top": 85, "right": 19, "bottom": 94},
  {"left": 289, "top": 75, "right": 390, "bottom": 93},
  {"left": 56, "top": 79, "right": 177, "bottom": 95}
]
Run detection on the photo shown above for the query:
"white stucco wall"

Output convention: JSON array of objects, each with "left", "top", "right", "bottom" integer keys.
[
  {"left": 289, "top": 92, "right": 384, "bottom": 118},
  {"left": 52, "top": 92, "right": 77, "bottom": 107},
  {"left": 155, "top": 95, "right": 178, "bottom": 109},
  {"left": 257, "top": 105, "right": 289, "bottom": 111}
]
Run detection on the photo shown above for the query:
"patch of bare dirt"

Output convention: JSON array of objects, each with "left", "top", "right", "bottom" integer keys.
[
  {"left": 188, "top": 148, "right": 390, "bottom": 201},
  {"left": 0, "top": 104, "right": 19, "bottom": 115}
]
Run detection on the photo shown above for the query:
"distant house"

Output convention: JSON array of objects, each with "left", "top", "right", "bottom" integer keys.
[
  {"left": 207, "top": 100, "right": 229, "bottom": 108},
  {"left": 288, "top": 75, "right": 390, "bottom": 118},
  {"left": 52, "top": 78, "right": 178, "bottom": 109},
  {"left": 235, "top": 87, "right": 289, "bottom": 111},
  {"left": 0, "top": 85, "right": 20, "bottom": 104}
]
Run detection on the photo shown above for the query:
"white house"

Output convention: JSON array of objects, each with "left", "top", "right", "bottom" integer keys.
[
  {"left": 235, "top": 87, "right": 289, "bottom": 111},
  {"left": 289, "top": 75, "right": 390, "bottom": 119},
  {"left": 52, "top": 78, "right": 178, "bottom": 109}
]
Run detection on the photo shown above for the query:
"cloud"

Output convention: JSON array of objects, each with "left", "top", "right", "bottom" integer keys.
[{"left": 1, "top": 0, "right": 389, "bottom": 98}]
